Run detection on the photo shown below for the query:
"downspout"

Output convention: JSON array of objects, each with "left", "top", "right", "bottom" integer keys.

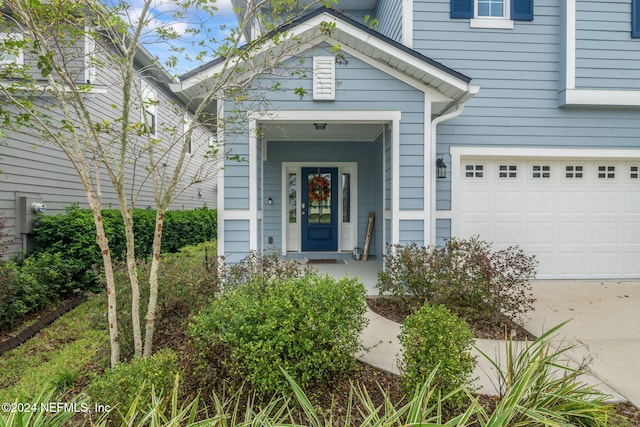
[{"left": 429, "top": 102, "right": 466, "bottom": 246}]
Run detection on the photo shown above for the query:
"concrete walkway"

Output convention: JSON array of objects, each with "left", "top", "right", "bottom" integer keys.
[{"left": 315, "top": 263, "right": 639, "bottom": 405}]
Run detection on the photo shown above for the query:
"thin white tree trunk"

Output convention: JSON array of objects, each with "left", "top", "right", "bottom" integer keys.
[
  {"left": 142, "top": 211, "right": 164, "bottom": 357},
  {"left": 88, "top": 196, "right": 120, "bottom": 367}
]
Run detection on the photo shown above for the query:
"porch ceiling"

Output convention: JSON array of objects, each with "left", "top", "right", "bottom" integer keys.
[{"left": 261, "top": 121, "right": 383, "bottom": 142}]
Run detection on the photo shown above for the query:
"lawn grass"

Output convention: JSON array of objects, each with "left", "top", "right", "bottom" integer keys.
[{"left": 0, "top": 294, "right": 108, "bottom": 403}]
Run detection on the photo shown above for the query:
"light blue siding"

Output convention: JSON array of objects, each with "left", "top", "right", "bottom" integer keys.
[
  {"left": 375, "top": 0, "right": 403, "bottom": 42},
  {"left": 435, "top": 151, "right": 452, "bottom": 211},
  {"left": 435, "top": 219, "right": 451, "bottom": 246},
  {"left": 414, "top": 0, "right": 640, "bottom": 149},
  {"left": 576, "top": 0, "right": 640, "bottom": 90},
  {"left": 222, "top": 44, "right": 425, "bottom": 257},
  {"left": 399, "top": 220, "right": 424, "bottom": 245},
  {"left": 224, "top": 219, "right": 250, "bottom": 262}
]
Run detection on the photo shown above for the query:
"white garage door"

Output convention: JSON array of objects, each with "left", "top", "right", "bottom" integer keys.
[{"left": 455, "top": 158, "right": 640, "bottom": 279}]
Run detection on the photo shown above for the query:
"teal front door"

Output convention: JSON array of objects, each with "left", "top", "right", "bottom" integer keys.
[{"left": 301, "top": 167, "right": 338, "bottom": 251}]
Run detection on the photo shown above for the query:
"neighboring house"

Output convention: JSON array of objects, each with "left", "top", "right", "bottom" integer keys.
[
  {"left": 176, "top": 0, "right": 640, "bottom": 279},
  {"left": 0, "top": 15, "right": 217, "bottom": 256}
]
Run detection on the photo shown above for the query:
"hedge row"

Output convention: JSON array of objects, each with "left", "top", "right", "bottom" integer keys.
[{"left": 31, "top": 205, "right": 217, "bottom": 285}]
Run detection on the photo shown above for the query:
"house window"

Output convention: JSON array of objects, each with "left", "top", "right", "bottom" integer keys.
[
  {"left": 288, "top": 173, "right": 297, "bottom": 223},
  {"left": 478, "top": 0, "right": 504, "bottom": 17},
  {"left": 0, "top": 33, "right": 24, "bottom": 68},
  {"left": 141, "top": 80, "right": 157, "bottom": 136},
  {"left": 183, "top": 116, "right": 192, "bottom": 155},
  {"left": 464, "top": 164, "right": 484, "bottom": 178},
  {"left": 342, "top": 173, "right": 351, "bottom": 223},
  {"left": 597, "top": 165, "right": 615, "bottom": 179},
  {"left": 631, "top": 166, "right": 639, "bottom": 179},
  {"left": 498, "top": 164, "right": 517, "bottom": 178},
  {"left": 532, "top": 165, "right": 551, "bottom": 179},
  {"left": 565, "top": 165, "right": 584, "bottom": 179},
  {"left": 451, "top": 0, "right": 533, "bottom": 28}
]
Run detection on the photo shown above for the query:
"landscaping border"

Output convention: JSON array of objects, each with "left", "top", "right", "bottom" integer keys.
[{"left": 0, "top": 295, "right": 87, "bottom": 356}]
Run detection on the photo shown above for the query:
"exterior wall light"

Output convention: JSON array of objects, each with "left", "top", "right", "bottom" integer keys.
[{"left": 436, "top": 158, "right": 447, "bottom": 179}]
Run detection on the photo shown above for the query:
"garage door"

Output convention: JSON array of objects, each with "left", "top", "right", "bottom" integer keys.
[{"left": 455, "top": 158, "right": 640, "bottom": 279}]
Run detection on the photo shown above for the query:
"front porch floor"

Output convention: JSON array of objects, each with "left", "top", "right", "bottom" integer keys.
[{"left": 304, "top": 258, "right": 382, "bottom": 295}]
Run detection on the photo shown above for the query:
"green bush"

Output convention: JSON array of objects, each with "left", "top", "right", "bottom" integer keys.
[
  {"left": 31, "top": 205, "right": 217, "bottom": 286},
  {"left": 398, "top": 304, "right": 476, "bottom": 401},
  {"left": 223, "top": 250, "right": 312, "bottom": 289},
  {"left": 86, "top": 349, "right": 180, "bottom": 414},
  {"left": 0, "top": 252, "right": 81, "bottom": 329},
  {"left": 188, "top": 274, "right": 368, "bottom": 396},
  {"left": 378, "top": 236, "right": 537, "bottom": 322}
]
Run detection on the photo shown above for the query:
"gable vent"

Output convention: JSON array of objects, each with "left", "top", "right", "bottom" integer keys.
[{"left": 313, "top": 56, "right": 335, "bottom": 101}]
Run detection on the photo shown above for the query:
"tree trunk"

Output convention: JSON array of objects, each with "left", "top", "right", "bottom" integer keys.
[
  {"left": 122, "top": 208, "right": 143, "bottom": 358},
  {"left": 142, "top": 211, "right": 164, "bottom": 357},
  {"left": 88, "top": 197, "right": 120, "bottom": 367}
]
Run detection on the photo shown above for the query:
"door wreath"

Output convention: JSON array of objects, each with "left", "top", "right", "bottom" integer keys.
[{"left": 308, "top": 174, "right": 330, "bottom": 203}]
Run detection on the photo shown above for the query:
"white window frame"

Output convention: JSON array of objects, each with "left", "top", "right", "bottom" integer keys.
[
  {"left": 470, "top": 0, "right": 514, "bottom": 29},
  {"left": 84, "top": 31, "right": 97, "bottom": 84},
  {"left": 141, "top": 80, "right": 157, "bottom": 136},
  {"left": 0, "top": 33, "right": 24, "bottom": 68},
  {"left": 183, "top": 114, "right": 192, "bottom": 155}
]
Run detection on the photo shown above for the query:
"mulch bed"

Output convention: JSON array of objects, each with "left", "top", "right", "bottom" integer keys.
[{"left": 366, "top": 296, "right": 537, "bottom": 341}]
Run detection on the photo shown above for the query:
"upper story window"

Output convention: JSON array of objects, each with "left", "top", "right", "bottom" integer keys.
[
  {"left": 141, "top": 80, "right": 157, "bottom": 136},
  {"left": 478, "top": 0, "right": 505, "bottom": 17},
  {"left": 633, "top": 0, "right": 640, "bottom": 38},
  {"left": 0, "top": 33, "right": 24, "bottom": 69},
  {"left": 451, "top": 0, "right": 533, "bottom": 29}
]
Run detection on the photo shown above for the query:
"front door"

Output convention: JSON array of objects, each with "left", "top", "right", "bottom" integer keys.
[{"left": 302, "top": 167, "right": 338, "bottom": 251}]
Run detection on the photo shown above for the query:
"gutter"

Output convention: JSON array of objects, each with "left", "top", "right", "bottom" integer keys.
[{"left": 429, "top": 84, "right": 480, "bottom": 245}]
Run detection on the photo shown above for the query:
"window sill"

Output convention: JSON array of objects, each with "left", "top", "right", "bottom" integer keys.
[{"left": 470, "top": 18, "right": 514, "bottom": 29}]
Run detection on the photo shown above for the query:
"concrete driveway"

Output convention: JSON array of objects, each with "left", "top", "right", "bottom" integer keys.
[{"left": 524, "top": 280, "right": 640, "bottom": 407}]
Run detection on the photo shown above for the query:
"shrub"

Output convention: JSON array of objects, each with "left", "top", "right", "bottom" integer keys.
[
  {"left": 32, "top": 205, "right": 217, "bottom": 286},
  {"left": 0, "top": 251, "right": 84, "bottom": 330},
  {"left": 223, "top": 250, "right": 312, "bottom": 289},
  {"left": 86, "top": 349, "right": 180, "bottom": 414},
  {"left": 378, "top": 236, "right": 537, "bottom": 322},
  {"left": 188, "top": 274, "right": 368, "bottom": 396},
  {"left": 398, "top": 304, "right": 476, "bottom": 402}
]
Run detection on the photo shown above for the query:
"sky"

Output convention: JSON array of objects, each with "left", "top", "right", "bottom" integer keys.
[{"left": 119, "top": 0, "right": 242, "bottom": 76}]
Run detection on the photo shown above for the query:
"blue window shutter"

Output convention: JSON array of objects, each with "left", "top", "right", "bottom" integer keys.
[
  {"left": 511, "top": 0, "right": 533, "bottom": 21},
  {"left": 633, "top": 0, "right": 640, "bottom": 38},
  {"left": 451, "top": 0, "right": 473, "bottom": 19}
]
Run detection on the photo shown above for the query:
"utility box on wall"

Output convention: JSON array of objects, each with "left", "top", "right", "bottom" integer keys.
[{"left": 15, "top": 193, "right": 46, "bottom": 235}]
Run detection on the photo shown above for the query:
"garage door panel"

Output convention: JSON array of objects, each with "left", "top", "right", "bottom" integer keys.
[
  {"left": 492, "top": 191, "right": 524, "bottom": 214},
  {"left": 558, "top": 221, "right": 590, "bottom": 244},
  {"left": 460, "top": 190, "right": 490, "bottom": 214},
  {"left": 559, "top": 191, "right": 591, "bottom": 213},
  {"left": 623, "top": 223, "right": 640, "bottom": 244},
  {"left": 592, "top": 192, "right": 621, "bottom": 214},
  {"left": 459, "top": 222, "right": 489, "bottom": 239},
  {"left": 527, "top": 192, "right": 558, "bottom": 214},
  {"left": 457, "top": 157, "right": 639, "bottom": 278},
  {"left": 590, "top": 253, "right": 620, "bottom": 276},
  {"left": 592, "top": 222, "right": 621, "bottom": 244},
  {"left": 490, "top": 221, "right": 522, "bottom": 243},
  {"left": 625, "top": 192, "right": 640, "bottom": 212},
  {"left": 525, "top": 222, "right": 557, "bottom": 243}
]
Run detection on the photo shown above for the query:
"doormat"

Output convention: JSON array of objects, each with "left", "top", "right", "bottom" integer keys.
[{"left": 305, "top": 259, "right": 346, "bottom": 265}]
